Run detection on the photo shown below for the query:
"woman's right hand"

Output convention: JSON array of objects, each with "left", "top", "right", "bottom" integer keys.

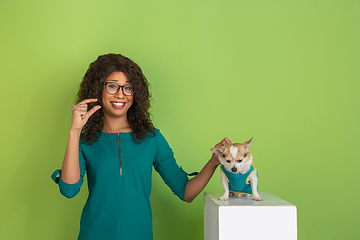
[{"left": 71, "top": 99, "right": 101, "bottom": 131}]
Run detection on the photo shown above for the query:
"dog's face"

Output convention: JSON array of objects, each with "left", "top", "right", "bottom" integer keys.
[{"left": 211, "top": 138, "right": 253, "bottom": 173}]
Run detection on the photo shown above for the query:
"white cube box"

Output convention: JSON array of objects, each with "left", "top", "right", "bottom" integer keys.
[{"left": 204, "top": 192, "right": 297, "bottom": 240}]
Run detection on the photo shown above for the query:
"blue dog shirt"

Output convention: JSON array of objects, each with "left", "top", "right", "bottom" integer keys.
[{"left": 220, "top": 164, "right": 257, "bottom": 194}]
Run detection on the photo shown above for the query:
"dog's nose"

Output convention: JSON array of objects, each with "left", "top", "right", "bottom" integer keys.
[{"left": 231, "top": 167, "right": 237, "bottom": 172}]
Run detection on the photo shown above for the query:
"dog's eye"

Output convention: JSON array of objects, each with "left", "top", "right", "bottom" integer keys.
[
  {"left": 222, "top": 154, "right": 226, "bottom": 158},
  {"left": 237, "top": 159, "right": 243, "bottom": 163},
  {"left": 226, "top": 160, "right": 231, "bottom": 163},
  {"left": 244, "top": 154, "right": 247, "bottom": 158}
]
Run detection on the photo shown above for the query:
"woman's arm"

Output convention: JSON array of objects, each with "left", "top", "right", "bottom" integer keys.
[
  {"left": 184, "top": 137, "right": 231, "bottom": 203},
  {"left": 60, "top": 99, "right": 101, "bottom": 184},
  {"left": 61, "top": 129, "right": 82, "bottom": 183}
]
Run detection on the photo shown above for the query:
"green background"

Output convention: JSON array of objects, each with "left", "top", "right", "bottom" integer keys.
[{"left": 1, "top": 0, "right": 359, "bottom": 239}]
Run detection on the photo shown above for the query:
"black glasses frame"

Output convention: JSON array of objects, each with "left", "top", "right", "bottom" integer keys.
[{"left": 103, "top": 82, "right": 135, "bottom": 96}]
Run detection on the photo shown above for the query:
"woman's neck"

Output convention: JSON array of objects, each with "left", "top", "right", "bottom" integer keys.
[{"left": 102, "top": 116, "right": 132, "bottom": 133}]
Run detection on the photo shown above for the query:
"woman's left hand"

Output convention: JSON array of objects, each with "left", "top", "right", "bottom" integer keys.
[
  {"left": 184, "top": 137, "right": 232, "bottom": 203},
  {"left": 210, "top": 137, "right": 232, "bottom": 165}
]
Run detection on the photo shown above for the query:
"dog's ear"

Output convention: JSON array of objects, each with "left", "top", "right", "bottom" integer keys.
[
  {"left": 244, "top": 137, "right": 253, "bottom": 152},
  {"left": 211, "top": 146, "right": 225, "bottom": 154}
]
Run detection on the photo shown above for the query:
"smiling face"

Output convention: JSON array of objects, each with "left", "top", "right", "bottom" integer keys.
[{"left": 102, "top": 71, "right": 134, "bottom": 120}]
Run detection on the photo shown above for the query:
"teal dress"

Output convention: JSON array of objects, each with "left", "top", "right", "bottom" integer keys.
[{"left": 51, "top": 129, "right": 190, "bottom": 240}]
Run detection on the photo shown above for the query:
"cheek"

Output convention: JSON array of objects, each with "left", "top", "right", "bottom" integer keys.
[
  {"left": 101, "top": 90, "right": 111, "bottom": 109},
  {"left": 128, "top": 96, "right": 134, "bottom": 106},
  {"left": 102, "top": 89, "right": 109, "bottom": 102}
]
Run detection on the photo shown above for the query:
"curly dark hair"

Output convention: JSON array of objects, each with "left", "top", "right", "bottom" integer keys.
[{"left": 77, "top": 53, "right": 155, "bottom": 144}]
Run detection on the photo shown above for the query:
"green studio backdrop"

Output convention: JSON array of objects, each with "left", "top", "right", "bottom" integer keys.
[{"left": 1, "top": 0, "right": 359, "bottom": 239}]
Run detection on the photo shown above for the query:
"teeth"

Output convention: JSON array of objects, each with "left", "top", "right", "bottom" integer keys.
[{"left": 112, "top": 102, "right": 124, "bottom": 106}]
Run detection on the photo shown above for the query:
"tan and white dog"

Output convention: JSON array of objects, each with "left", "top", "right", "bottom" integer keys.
[{"left": 211, "top": 138, "right": 263, "bottom": 201}]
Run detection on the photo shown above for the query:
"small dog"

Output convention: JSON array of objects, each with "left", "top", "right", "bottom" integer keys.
[{"left": 211, "top": 137, "right": 263, "bottom": 201}]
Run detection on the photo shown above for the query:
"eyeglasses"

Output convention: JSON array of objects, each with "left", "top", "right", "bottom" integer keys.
[{"left": 103, "top": 82, "right": 135, "bottom": 96}]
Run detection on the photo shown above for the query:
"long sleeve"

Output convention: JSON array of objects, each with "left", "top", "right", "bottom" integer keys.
[
  {"left": 153, "top": 130, "right": 189, "bottom": 201},
  {"left": 51, "top": 145, "right": 86, "bottom": 198}
]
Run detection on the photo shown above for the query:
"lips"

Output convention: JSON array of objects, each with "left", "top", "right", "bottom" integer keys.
[{"left": 111, "top": 101, "right": 125, "bottom": 109}]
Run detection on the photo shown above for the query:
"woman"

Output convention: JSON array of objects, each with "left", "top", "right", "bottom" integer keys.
[{"left": 51, "top": 53, "right": 230, "bottom": 240}]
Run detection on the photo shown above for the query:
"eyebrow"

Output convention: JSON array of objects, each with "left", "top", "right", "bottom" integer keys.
[{"left": 106, "top": 79, "right": 131, "bottom": 82}]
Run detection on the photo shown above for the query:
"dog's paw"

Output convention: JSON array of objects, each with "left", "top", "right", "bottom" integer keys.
[
  {"left": 218, "top": 196, "right": 229, "bottom": 201},
  {"left": 254, "top": 196, "right": 263, "bottom": 201}
]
